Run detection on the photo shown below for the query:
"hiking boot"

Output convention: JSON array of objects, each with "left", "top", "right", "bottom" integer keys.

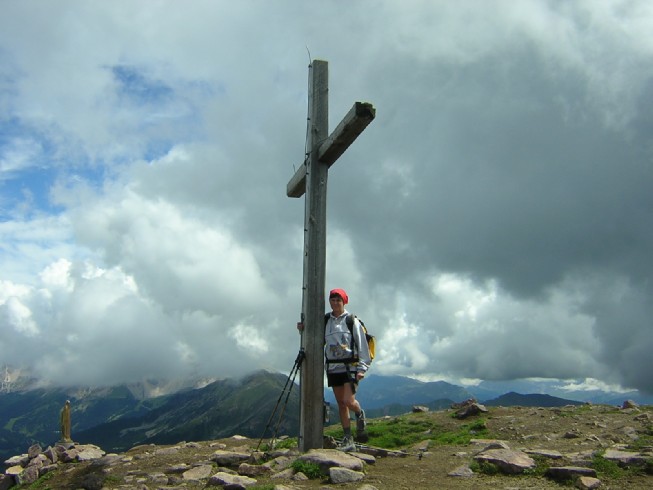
[
  {"left": 355, "top": 409, "right": 368, "bottom": 443},
  {"left": 337, "top": 435, "right": 356, "bottom": 452}
]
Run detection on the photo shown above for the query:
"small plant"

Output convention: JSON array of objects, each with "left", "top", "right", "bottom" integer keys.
[
  {"left": 522, "top": 455, "right": 550, "bottom": 477},
  {"left": 290, "top": 460, "right": 324, "bottom": 479},
  {"left": 259, "top": 437, "right": 298, "bottom": 451},
  {"left": 591, "top": 454, "right": 625, "bottom": 479},
  {"left": 627, "top": 429, "right": 653, "bottom": 451},
  {"left": 470, "top": 460, "right": 499, "bottom": 475},
  {"left": 275, "top": 437, "right": 298, "bottom": 449},
  {"left": 103, "top": 474, "right": 122, "bottom": 484}
]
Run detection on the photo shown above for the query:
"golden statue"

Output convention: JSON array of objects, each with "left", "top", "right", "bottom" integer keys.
[{"left": 60, "top": 400, "right": 72, "bottom": 443}]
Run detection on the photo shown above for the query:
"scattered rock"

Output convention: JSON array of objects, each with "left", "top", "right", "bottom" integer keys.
[
  {"left": 412, "top": 405, "right": 429, "bottom": 413},
  {"left": 564, "top": 429, "right": 582, "bottom": 438},
  {"left": 76, "top": 445, "right": 106, "bottom": 461},
  {"left": 270, "top": 467, "right": 295, "bottom": 479},
  {"left": 207, "top": 471, "right": 257, "bottom": 488},
  {"left": 2, "top": 404, "right": 652, "bottom": 489},
  {"left": 210, "top": 449, "right": 252, "bottom": 466},
  {"left": 634, "top": 412, "right": 651, "bottom": 423},
  {"left": 238, "top": 462, "right": 272, "bottom": 476},
  {"left": 603, "top": 448, "right": 649, "bottom": 466},
  {"left": 448, "top": 464, "right": 475, "bottom": 477},
  {"left": 545, "top": 466, "right": 597, "bottom": 481},
  {"left": 524, "top": 448, "right": 563, "bottom": 459},
  {"left": 291, "top": 471, "right": 308, "bottom": 480},
  {"left": 473, "top": 448, "right": 536, "bottom": 474},
  {"left": 329, "top": 466, "right": 366, "bottom": 483},
  {"left": 27, "top": 444, "right": 41, "bottom": 459},
  {"left": 576, "top": 476, "right": 602, "bottom": 489},
  {"left": 3, "top": 454, "right": 28, "bottom": 467},
  {"left": 453, "top": 399, "right": 489, "bottom": 419},
  {"left": 622, "top": 400, "right": 639, "bottom": 409},
  {"left": 15, "top": 465, "right": 39, "bottom": 486},
  {"left": 181, "top": 464, "right": 213, "bottom": 481},
  {"left": 0, "top": 474, "right": 14, "bottom": 490},
  {"left": 296, "top": 448, "right": 365, "bottom": 473}
]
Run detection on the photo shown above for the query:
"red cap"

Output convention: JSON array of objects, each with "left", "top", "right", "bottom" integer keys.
[{"left": 329, "top": 288, "right": 349, "bottom": 305}]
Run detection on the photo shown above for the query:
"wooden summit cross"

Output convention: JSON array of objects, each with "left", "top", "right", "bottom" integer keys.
[{"left": 286, "top": 60, "right": 375, "bottom": 451}]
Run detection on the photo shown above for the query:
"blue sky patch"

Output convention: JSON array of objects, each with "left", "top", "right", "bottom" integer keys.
[{"left": 111, "top": 65, "right": 174, "bottom": 106}]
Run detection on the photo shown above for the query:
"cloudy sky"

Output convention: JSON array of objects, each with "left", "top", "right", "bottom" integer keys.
[{"left": 1, "top": 1, "right": 652, "bottom": 394}]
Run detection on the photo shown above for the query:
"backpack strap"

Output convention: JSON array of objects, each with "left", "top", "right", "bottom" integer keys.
[{"left": 345, "top": 314, "right": 356, "bottom": 353}]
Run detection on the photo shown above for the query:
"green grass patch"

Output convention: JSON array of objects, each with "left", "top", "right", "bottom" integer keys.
[
  {"left": 522, "top": 454, "right": 550, "bottom": 477},
  {"left": 431, "top": 419, "right": 490, "bottom": 445},
  {"left": 627, "top": 427, "right": 653, "bottom": 451},
  {"left": 103, "top": 474, "right": 122, "bottom": 484},
  {"left": 591, "top": 454, "right": 626, "bottom": 479},
  {"left": 259, "top": 437, "right": 298, "bottom": 451},
  {"left": 469, "top": 460, "right": 499, "bottom": 475},
  {"left": 290, "top": 460, "right": 324, "bottom": 479},
  {"left": 324, "top": 413, "right": 492, "bottom": 449},
  {"left": 590, "top": 453, "right": 650, "bottom": 479}
]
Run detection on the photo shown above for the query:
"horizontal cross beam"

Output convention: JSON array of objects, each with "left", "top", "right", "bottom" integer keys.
[{"left": 287, "top": 101, "right": 376, "bottom": 198}]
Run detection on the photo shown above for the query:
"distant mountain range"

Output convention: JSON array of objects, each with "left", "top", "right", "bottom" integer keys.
[
  {"left": 464, "top": 379, "right": 653, "bottom": 406},
  {"left": 1, "top": 370, "right": 649, "bottom": 462},
  {"left": 483, "top": 391, "right": 583, "bottom": 407},
  {"left": 0, "top": 370, "right": 299, "bottom": 462}
]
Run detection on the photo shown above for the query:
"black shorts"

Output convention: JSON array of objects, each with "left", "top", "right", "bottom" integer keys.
[{"left": 327, "top": 371, "right": 358, "bottom": 393}]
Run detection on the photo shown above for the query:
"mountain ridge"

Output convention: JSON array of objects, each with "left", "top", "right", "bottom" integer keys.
[{"left": 1, "top": 370, "right": 646, "bottom": 462}]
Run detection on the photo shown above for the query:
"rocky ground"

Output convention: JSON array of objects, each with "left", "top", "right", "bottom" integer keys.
[{"left": 3, "top": 403, "right": 652, "bottom": 489}]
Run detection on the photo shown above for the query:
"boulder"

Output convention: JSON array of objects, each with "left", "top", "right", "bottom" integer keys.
[
  {"left": 329, "top": 466, "right": 365, "bottom": 484},
  {"left": 576, "top": 476, "right": 602, "bottom": 489},
  {"left": 455, "top": 402, "right": 488, "bottom": 419},
  {"left": 473, "top": 448, "right": 536, "bottom": 474},
  {"left": 603, "top": 448, "right": 648, "bottom": 466},
  {"left": 545, "top": 466, "right": 597, "bottom": 481},
  {"left": 27, "top": 444, "right": 42, "bottom": 459},
  {"left": 15, "top": 465, "right": 39, "bottom": 486},
  {"left": 210, "top": 449, "right": 251, "bottom": 467},
  {"left": 621, "top": 400, "right": 639, "bottom": 409},
  {"left": 4, "top": 454, "right": 28, "bottom": 468},
  {"left": 296, "top": 448, "right": 365, "bottom": 473},
  {"left": 207, "top": 471, "right": 257, "bottom": 488},
  {"left": 76, "top": 445, "right": 105, "bottom": 461},
  {"left": 238, "top": 462, "right": 272, "bottom": 477},
  {"left": 182, "top": 464, "right": 213, "bottom": 481},
  {"left": 448, "top": 464, "right": 475, "bottom": 477}
]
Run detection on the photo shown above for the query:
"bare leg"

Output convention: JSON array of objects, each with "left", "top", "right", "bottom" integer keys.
[{"left": 333, "top": 383, "right": 361, "bottom": 430}]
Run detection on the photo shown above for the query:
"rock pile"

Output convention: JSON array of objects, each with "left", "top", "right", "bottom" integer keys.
[
  {"left": 2, "top": 441, "right": 106, "bottom": 488},
  {"left": 1, "top": 437, "right": 385, "bottom": 489},
  {"left": 451, "top": 398, "right": 489, "bottom": 419}
]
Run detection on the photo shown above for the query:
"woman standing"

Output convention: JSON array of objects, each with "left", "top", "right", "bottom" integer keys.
[{"left": 324, "top": 288, "right": 371, "bottom": 451}]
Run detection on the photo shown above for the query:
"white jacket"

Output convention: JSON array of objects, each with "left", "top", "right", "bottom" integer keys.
[{"left": 324, "top": 310, "right": 371, "bottom": 374}]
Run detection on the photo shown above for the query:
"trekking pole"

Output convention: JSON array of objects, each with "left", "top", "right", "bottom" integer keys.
[{"left": 255, "top": 348, "right": 305, "bottom": 452}]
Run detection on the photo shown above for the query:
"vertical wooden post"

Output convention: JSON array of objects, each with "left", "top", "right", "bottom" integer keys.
[
  {"left": 287, "top": 59, "right": 374, "bottom": 452},
  {"left": 299, "top": 60, "right": 328, "bottom": 452}
]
